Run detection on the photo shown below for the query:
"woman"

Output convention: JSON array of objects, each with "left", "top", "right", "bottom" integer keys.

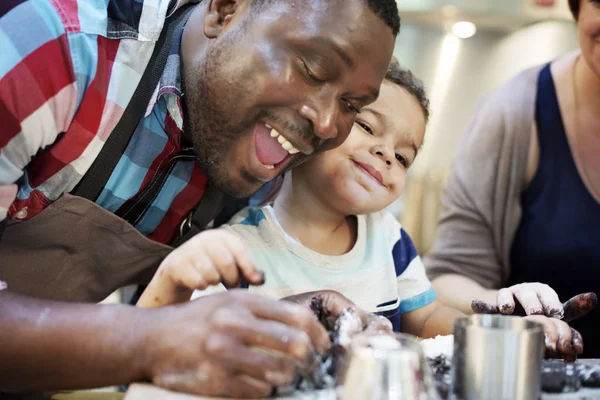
[{"left": 425, "top": 0, "right": 600, "bottom": 357}]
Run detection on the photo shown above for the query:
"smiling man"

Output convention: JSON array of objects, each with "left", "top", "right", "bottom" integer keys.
[
  {"left": 182, "top": 1, "right": 395, "bottom": 197},
  {"left": 0, "top": 0, "right": 398, "bottom": 397}
]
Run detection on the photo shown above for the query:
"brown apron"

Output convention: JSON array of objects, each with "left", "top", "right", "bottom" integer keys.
[{"left": 0, "top": 193, "right": 173, "bottom": 303}]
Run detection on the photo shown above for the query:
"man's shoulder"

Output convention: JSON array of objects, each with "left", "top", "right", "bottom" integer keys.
[{"left": 42, "top": 0, "right": 182, "bottom": 40}]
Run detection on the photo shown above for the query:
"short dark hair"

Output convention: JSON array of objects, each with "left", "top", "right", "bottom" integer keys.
[
  {"left": 569, "top": 0, "right": 580, "bottom": 20},
  {"left": 365, "top": 0, "right": 401, "bottom": 36},
  {"left": 252, "top": 0, "right": 400, "bottom": 37},
  {"left": 384, "top": 57, "right": 430, "bottom": 123}
]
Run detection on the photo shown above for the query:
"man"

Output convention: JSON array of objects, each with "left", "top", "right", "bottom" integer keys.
[{"left": 0, "top": 0, "right": 398, "bottom": 397}]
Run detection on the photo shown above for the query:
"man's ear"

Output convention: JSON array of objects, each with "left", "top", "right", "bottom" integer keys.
[{"left": 204, "top": 0, "right": 248, "bottom": 38}]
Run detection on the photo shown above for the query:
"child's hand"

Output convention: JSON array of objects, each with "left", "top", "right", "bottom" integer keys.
[{"left": 138, "top": 229, "right": 265, "bottom": 308}]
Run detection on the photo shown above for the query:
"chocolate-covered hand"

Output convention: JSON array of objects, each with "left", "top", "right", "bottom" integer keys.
[
  {"left": 525, "top": 315, "right": 584, "bottom": 363},
  {"left": 283, "top": 290, "right": 368, "bottom": 333},
  {"left": 144, "top": 290, "right": 331, "bottom": 398},
  {"left": 471, "top": 284, "right": 596, "bottom": 320},
  {"left": 562, "top": 292, "right": 598, "bottom": 323}
]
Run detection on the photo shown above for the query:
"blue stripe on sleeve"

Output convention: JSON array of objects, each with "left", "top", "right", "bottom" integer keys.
[
  {"left": 398, "top": 286, "right": 437, "bottom": 314},
  {"left": 392, "top": 227, "right": 419, "bottom": 277}
]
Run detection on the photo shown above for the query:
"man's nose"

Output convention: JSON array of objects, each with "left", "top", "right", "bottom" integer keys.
[{"left": 298, "top": 98, "right": 339, "bottom": 141}]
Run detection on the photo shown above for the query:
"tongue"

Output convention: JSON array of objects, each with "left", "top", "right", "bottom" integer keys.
[{"left": 254, "top": 123, "right": 289, "bottom": 166}]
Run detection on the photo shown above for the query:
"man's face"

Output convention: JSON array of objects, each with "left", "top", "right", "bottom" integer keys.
[{"left": 181, "top": 0, "right": 396, "bottom": 198}]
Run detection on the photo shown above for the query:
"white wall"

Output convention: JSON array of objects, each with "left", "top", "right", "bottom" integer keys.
[
  {"left": 393, "top": 20, "right": 578, "bottom": 174},
  {"left": 386, "top": 20, "right": 578, "bottom": 243}
]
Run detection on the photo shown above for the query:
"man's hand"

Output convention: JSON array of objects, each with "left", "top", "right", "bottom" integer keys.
[
  {"left": 471, "top": 284, "right": 597, "bottom": 321},
  {"left": 142, "top": 290, "right": 331, "bottom": 398},
  {"left": 138, "top": 229, "right": 265, "bottom": 308}
]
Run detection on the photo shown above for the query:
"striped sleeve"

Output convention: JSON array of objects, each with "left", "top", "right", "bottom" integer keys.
[
  {"left": 392, "top": 227, "right": 437, "bottom": 313},
  {"left": 0, "top": 0, "right": 89, "bottom": 221}
]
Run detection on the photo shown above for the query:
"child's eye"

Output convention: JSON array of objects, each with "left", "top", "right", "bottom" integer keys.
[
  {"left": 356, "top": 121, "right": 373, "bottom": 134},
  {"left": 396, "top": 153, "right": 408, "bottom": 168}
]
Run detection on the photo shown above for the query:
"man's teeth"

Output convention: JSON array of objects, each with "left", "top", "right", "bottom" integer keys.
[{"left": 269, "top": 128, "right": 300, "bottom": 155}]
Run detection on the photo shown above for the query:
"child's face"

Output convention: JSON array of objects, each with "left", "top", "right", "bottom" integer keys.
[{"left": 297, "top": 80, "right": 426, "bottom": 214}]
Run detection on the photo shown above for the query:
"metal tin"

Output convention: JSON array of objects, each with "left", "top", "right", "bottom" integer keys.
[
  {"left": 336, "top": 333, "right": 440, "bottom": 400},
  {"left": 452, "top": 314, "right": 545, "bottom": 400}
]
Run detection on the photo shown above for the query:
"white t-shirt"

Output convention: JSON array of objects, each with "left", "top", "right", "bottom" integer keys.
[{"left": 198, "top": 206, "right": 436, "bottom": 332}]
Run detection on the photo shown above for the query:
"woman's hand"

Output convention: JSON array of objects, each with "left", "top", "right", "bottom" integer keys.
[
  {"left": 471, "top": 284, "right": 597, "bottom": 321},
  {"left": 524, "top": 315, "right": 583, "bottom": 362}
]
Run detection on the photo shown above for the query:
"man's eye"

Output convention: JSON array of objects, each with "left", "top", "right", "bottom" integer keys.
[
  {"left": 301, "top": 60, "right": 326, "bottom": 83},
  {"left": 356, "top": 120, "right": 373, "bottom": 134},
  {"left": 343, "top": 100, "right": 360, "bottom": 114}
]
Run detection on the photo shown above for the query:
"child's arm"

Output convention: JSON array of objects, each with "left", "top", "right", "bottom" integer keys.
[
  {"left": 401, "top": 300, "right": 464, "bottom": 338},
  {"left": 137, "top": 229, "right": 265, "bottom": 308}
]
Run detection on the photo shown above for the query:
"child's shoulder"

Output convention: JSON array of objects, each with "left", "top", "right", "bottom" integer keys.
[
  {"left": 363, "top": 210, "right": 405, "bottom": 238},
  {"left": 363, "top": 211, "right": 418, "bottom": 252}
]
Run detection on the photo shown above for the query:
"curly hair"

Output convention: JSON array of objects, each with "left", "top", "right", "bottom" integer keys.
[{"left": 385, "top": 57, "right": 430, "bottom": 123}]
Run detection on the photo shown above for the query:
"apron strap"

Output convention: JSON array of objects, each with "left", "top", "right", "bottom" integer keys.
[
  {"left": 172, "top": 182, "right": 230, "bottom": 247},
  {"left": 71, "top": 4, "right": 197, "bottom": 202}
]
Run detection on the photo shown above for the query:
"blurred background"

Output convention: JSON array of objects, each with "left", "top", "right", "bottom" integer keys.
[{"left": 389, "top": 0, "right": 578, "bottom": 255}]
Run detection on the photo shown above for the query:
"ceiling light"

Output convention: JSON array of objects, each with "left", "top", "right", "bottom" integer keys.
[{"left": 451, "top": 21, "right": 477, "bottom": 39}]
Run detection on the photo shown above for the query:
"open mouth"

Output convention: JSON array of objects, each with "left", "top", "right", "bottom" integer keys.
[{"left": 254, "top": 122, "right": 301, "bottom": 170}]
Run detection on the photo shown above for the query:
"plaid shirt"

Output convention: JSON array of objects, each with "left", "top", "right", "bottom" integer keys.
[{"left": 0, "top": 0, "right": 209, "bottom": 244}]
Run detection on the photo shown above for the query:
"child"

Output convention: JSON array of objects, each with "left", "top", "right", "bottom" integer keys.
[
  {"left": 138, "top": 59, "right": 582, "bottom": 358},
  {"left": 222, "top": 59, "right": 443, "bottom": 335}
]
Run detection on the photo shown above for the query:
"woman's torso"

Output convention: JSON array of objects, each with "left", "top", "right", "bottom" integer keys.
[{"left": 509, "top": 62, "right": 600, "bottom": 357}]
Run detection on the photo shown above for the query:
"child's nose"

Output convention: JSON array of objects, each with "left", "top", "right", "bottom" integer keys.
[{"left": 376, "top": 150, "right": 392, "bottom": 166}]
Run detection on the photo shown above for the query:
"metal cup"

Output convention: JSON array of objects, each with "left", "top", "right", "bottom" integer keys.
[
  {"left": 336, "top": 333, "right": 440, "bottom": 400},
  {"left": 452, "top": 314, "right": 545, "bottom": 400}
]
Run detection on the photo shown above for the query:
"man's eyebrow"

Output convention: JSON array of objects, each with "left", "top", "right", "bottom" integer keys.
[{"left": 311, "top": 36, "right": 355, "bottom": 68}]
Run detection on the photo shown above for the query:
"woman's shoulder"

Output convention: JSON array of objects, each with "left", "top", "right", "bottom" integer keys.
[
  {"left": 477, "top": 63, "right": 545, "bottom": 119},
  {"left": 456, "top": 63, "right": 549, "bottom": 165}
]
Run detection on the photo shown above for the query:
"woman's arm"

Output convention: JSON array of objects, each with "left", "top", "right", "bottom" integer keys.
[{"left": 424, "top": 67, "right": 541, "bottom": 304}]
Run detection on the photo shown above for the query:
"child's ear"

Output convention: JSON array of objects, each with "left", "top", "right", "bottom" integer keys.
[{"left": 204, "top": 0, "right": 247, "bottom": 38}]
